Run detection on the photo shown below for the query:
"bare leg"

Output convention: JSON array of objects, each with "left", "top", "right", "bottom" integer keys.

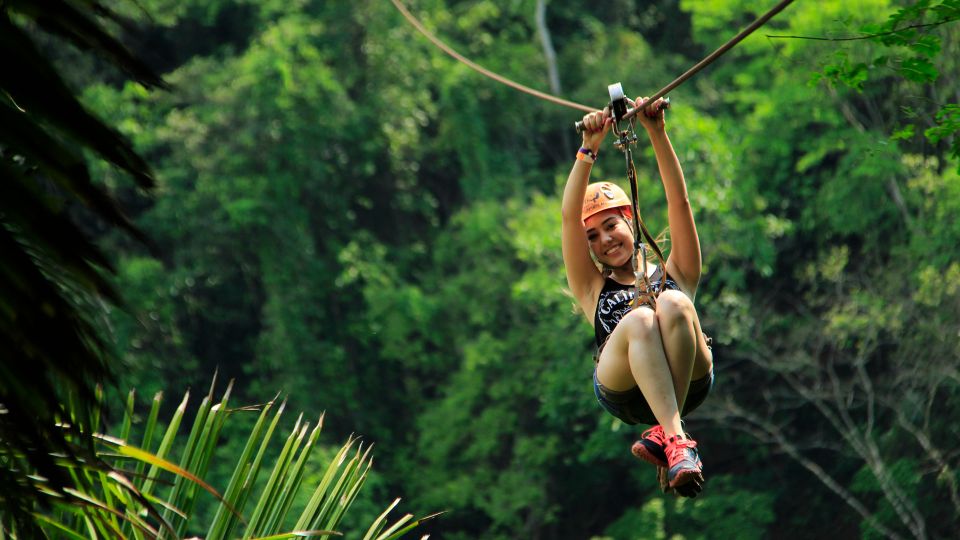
[
  {"left": 597, "top": 307, "right": 684, "bottom": 437},
  {"left": 596, "top": 294, "right": 708, "bottom": 495},
  {"left": 654, "top": 290, "right": 701, "bottom": 412}
]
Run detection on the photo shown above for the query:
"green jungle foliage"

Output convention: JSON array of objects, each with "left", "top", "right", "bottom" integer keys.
[
  {"left": 15, "top": 381, "right": 435, "bottom": 539},
  {"left": 0, "top": 1, "right": 429, "bottom": 537},
  {"left": 12, "top": 0, "right": 960, "bottom": 538},
  {"left": 0, "top": 0, "right": 165, "bottom": 534}
]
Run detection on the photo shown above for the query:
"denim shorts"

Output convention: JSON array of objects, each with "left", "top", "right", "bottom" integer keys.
[{"left": 593, "top": 368, "right": 715, "bottom": 426}]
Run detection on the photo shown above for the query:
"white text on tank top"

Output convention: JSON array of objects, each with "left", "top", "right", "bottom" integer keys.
[{"left": 597, "top": 287, "right": 634, "bottom": 338}]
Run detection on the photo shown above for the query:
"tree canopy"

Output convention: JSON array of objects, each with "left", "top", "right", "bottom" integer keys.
[{"left": 5, "top": 0, "right": 959, "bottom": 538}]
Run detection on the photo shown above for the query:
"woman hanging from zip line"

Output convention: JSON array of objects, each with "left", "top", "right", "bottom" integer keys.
[{"left": 561, "top": 96, "right": 714, "bottom": 497}]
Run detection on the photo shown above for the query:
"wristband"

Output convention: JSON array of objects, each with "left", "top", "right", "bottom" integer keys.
[{"left": 577, "top": 147, "right": 598, "bottom": 163}]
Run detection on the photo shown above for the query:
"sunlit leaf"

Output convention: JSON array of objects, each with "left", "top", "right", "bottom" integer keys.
[{"left": 898, "top": 56, "right": 938, "bottom": 83}]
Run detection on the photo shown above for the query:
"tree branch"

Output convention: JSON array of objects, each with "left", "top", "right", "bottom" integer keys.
[
  {"left": 883, "top": 395, "right": 960, "bottom": 516},
  {"left": 711, "top": 399, "right": 905, "bottom": 540},
  {"left": 886, "top": 177, "right": 917, "bottom": 234},
  {"left": 766, "top": 17, "right": 960, "bottom": 42},
  {"left": 534, "top": 0, "right": 571, "bottom": 152},
  {"left": 750, "top": 347, "right": 927, "bottom": 538}
]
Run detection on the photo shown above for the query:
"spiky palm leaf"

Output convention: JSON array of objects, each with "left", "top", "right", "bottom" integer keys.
[
  {"left": 20, "top": 380, "right": 437, "bottom": 539},
  {"left": 0, "top": 4, "right": 437, "bottom": 537},
  {"left": 0, "top": 0, "right": 164, "bottom": 534}
]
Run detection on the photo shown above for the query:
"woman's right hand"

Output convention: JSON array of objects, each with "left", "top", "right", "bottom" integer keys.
[{"left": 580, "top": 106, "right": 612, "bottom": 153}]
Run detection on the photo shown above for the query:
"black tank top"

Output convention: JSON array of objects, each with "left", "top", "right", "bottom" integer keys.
[{"left": 594, "top": 267, "right": 679, "bottom": 348}]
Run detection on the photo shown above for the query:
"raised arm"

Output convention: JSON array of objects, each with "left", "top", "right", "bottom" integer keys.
[
  {"left": 562, "top": 109, "right": 611, "bottom": 317},
  {"left": 634, "top": 97, "right": 702, "bottom": 294}
]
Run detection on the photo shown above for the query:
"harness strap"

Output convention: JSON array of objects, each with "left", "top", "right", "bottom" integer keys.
[{"left": 621, "top": 123, "right": 669, "bottom": 310}]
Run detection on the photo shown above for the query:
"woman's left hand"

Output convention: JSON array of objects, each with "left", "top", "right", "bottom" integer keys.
[{"left": 631, "top": 96, "right": 666, "bottom": 133}]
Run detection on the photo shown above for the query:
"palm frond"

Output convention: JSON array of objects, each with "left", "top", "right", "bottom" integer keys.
[
  {"left": 20, "top": 382, "right": 433, "bottom": 540},
  {"left": 5, "top": 0, "right": 167, "bottom": 89},
  {"left": 0, "top": 0, "right": 164, "bottom": 531},
  {"left": 0, "top": 14, "right": 156, "bottom": 188}
]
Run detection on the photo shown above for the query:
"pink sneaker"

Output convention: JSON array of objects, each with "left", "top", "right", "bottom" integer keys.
[
  {"left": 631, "top": 425, "right": 667, "bottom": 468},
  {"left": 665, "top": 435, "right": 704, "bottom": 490}
]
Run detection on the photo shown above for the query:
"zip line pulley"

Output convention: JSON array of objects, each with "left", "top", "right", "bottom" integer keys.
[{"left": 573, "top": 84, "right": 670, "bottom": 136}]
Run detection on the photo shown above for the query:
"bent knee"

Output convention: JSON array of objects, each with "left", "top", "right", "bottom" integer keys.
[
  {"left": 616, "top": 307, "right": 659, "bottom": 341},
  {"left": 656, "top": 290, "right": 695, "bottom": 325}
]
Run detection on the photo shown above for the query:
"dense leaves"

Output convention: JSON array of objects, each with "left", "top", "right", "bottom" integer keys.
[
  {"left": 0, "top": 1, "right": 166, "bottom": 534},
  {"left": 19, "top": 381, "right": 433, "bottom": 539},
  {"left": 10, "top": 0, "right": 959, "bottom": 538}
]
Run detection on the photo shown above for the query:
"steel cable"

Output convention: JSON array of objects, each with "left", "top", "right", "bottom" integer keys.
[
  {"left": 389, "top": 0, "right": 797, "bottom": 116},
  {"left": 389, "top": 0, "right": 594, "bottom": 112}
]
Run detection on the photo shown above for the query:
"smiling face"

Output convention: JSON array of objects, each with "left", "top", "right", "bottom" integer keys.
[{"left": 584, "top": 208, "right": 634, "bottom": 268}]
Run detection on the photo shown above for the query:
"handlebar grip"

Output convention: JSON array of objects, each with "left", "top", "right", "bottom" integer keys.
[{"left": 574, "top": 97, "right": 671, "bottom": 134}]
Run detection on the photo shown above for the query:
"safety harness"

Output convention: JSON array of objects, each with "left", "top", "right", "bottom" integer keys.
[{"left": 603, "top": 83, "right": 671, "bottom": 310}]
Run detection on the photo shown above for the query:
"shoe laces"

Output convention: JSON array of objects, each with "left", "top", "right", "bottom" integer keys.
[
  {"left": 666, "top": 436, "right": 698, "bottom": 463},
  {"left": 641, "top": 425, "right": 664, "bottom": 442}
]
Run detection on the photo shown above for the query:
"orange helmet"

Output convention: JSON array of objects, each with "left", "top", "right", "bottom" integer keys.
[{"left": 582, "top": 182, "right": 633, "bottom": 222}]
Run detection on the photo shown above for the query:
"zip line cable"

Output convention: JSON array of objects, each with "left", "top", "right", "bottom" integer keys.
[
  {"left": 388, "top": 0, "right": 594, "bottom": 112},
  {"left": 389, "top": 0, "right": 796, "bottom": 120},
  {"left": 390, "top": 0, "right": 795, "bottom": 307},
  {"left": 621, "top": 0, "right": 795, "bottom": 123}
]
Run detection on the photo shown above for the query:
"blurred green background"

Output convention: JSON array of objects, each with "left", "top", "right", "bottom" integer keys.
[{"left": 16, "top": 0, "right": 960, "bottom": 538}]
